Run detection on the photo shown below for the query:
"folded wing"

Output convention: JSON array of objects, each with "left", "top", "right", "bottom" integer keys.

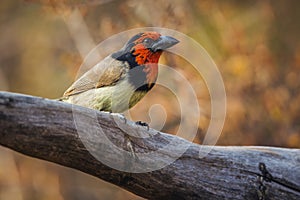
[{"left": 63, "top": 56, "right": 127, "bottom": 97}]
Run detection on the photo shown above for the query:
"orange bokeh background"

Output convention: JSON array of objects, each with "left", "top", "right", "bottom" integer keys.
[{"left": 0, "top": 0, "right": 299, "bottom": 199}]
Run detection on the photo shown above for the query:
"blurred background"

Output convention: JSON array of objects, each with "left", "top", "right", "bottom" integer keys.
[{"left": 0, "top": 0, "right": 299, "bottom": 199}]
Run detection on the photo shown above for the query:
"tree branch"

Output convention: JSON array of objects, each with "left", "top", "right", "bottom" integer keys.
[{"left": 0, "top": 91, "right": 299, "bottom": 199}]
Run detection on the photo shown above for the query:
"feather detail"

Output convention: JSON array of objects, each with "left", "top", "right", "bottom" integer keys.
[
  {"left": 132, "top": 44, "right": 162, "bottom": 88},
  {"left": 134, "top": 32, "right": 161, "bottom": 44},
  {"left": 143, "top": 63, "right": 158, "bottom": 87},
  {"left": 63, "top": 56, "right": 128, "bottom": 97}
]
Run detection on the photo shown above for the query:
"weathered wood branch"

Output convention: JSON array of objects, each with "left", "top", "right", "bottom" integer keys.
[{"left": 0, "top": 91, "right": 299, "bottom": 199}]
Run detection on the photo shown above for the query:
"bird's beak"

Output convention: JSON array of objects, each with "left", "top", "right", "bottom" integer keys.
[{"left": 151, "top": 36, "right": 179, "bottom": 52}]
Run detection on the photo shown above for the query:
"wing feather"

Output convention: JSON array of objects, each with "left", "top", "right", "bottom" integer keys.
[{"left": 63, "top": 56, "right": 127, "bottom": 97}]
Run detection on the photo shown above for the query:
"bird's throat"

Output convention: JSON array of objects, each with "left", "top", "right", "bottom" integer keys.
[
  {"left": 133, "top": 48, "right": 162, "bottom": 87},
  {"left": 133, "top": 46, "right": 162, "bottom": 65},
  {"left": 143, "top": 63, "right": 158, "bottom": 87}
]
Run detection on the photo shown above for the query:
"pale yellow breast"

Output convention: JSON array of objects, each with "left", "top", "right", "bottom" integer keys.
[{"left": 64, "top": 77, "right": 147, "bottom": 113}]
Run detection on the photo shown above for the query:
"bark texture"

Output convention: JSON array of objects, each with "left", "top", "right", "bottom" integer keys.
[{"left": 0, "top": 91, "right": 299, "bottom": 199}]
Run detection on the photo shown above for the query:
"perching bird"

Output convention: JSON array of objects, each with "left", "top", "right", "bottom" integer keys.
[{"left": 61, "top": 32, "right": 179, "bottom": 113}]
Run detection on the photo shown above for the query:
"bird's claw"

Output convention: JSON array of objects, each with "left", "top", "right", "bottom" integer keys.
[
  {"left": 135, "top": 121, "right": 149, "bottom": 131},
  {"left": 120, "top": 114, "right": 127, "bottom": 124}
]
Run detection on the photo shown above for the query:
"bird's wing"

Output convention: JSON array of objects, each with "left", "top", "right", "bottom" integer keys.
[{"left": 63, "top": 56, "right": 127, "bottom": 97}]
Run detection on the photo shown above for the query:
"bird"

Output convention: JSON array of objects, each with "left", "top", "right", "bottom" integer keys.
[{"left": 61, "top": 32, "right": 179, "bottom": 113}]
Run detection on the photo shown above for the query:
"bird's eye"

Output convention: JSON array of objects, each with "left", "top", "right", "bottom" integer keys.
[{"left": 143, "top": 38, "right": 153, "bottom": 47}]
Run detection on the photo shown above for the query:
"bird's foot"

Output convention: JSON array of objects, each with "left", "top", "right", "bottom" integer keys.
[
  {"left": 119, "top": 113, "right": 127, "bottom": 124},
  {"left": 135, "top": 121, "right": 149, "bottom": 131}
]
